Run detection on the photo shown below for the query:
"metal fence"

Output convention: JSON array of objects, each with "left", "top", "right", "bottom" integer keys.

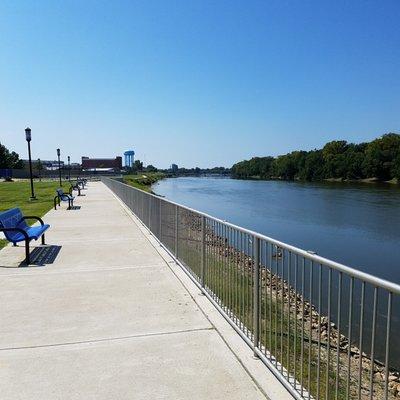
[{"left": 102, "top": 176, "right": 400, "bottom": 400}]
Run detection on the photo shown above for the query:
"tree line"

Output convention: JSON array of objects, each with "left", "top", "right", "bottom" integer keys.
[{"left": 231, "top": 133, "right": 400, "bottom": 182}]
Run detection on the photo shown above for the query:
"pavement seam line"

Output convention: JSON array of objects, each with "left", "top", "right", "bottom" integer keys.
[
  {"left": 0, "top": 264, "right": 165, "bottom": 277},
  {"left": 0, "top": 327, "right": 214, "bottom": 352}
]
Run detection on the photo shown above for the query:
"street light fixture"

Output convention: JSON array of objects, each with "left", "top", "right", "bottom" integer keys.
[
  {"left": 25, "top": 127, "right": 36, "bottom": 200},
  {"left": 57, "top": 148, "right": 62, "bottom": 186}
]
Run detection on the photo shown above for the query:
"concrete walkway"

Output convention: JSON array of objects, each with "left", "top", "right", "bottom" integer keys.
[{"left": 0, "top": 182, "right": 291, "bottom": 400}]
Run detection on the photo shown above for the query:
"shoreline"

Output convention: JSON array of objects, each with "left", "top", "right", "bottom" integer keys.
[{"left": 231, "top": 175, "right": 399, "bottom": 185}]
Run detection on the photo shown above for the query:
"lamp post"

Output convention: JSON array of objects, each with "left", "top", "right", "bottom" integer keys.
[
  {"left": 25, "top": 127, "right": 36, "bottom": 200},
  {"left": 57, "top": 148, "right": 62, "bottom": 186},
  {"left": 67, "top": 156, "right": 71, "bottom": 181}
]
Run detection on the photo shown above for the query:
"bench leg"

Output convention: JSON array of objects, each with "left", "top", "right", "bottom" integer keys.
[
  {"left": 25, "top": 239, "right": 30, "bottom": 265},
  {"left": 41, "top": 233, "right": 45, "bottom": 245}
]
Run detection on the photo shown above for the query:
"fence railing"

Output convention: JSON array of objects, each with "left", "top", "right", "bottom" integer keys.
[{"left": 102, "top": 176, "right": 400, "bottom": 400}]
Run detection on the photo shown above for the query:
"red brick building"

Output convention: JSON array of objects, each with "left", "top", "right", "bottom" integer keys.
[{"left": 81, "top": 156, "right": 122, "bottom": 170}]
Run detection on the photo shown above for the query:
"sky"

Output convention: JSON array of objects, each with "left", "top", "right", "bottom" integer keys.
[{"left": 0, "top": 1, "right": 399, "bottom": 168}]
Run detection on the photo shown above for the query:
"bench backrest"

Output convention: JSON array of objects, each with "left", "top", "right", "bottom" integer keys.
[
  {"left": 0, "top": 208, "right": 28, "bottom": 242},
  {"left": 56, "top": 188, "right": 69, "bottom": 200}
]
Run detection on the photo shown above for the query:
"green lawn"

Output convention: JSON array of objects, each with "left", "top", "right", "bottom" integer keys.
[{"left": 0, "top": 180, "right": 61, "bottom": 249}]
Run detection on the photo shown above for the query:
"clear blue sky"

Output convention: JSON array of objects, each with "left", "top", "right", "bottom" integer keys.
[{"left": 1, "top": 1, "right": 399, "bottom": 168}]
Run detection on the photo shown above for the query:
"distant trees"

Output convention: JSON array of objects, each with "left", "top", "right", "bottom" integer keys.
[
  {"left": 0, "top": 143, "right": 24, "bottom": 169},
  {"left": 134, "top": 160, "right": 143, "bottom": 171},
  {"left": 362, "top": 134, "right": 400, "bottom": 180},
  {"left": 145, "top": 164, "right": 158, "bottom": 172},
  {"left": 165, "top": 166, "right": 231, "bottom": 176},
  {"left": 231, "top": 133, "right": 400, "bottom": 182}
]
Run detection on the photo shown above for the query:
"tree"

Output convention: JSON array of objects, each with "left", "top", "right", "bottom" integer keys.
[
  {"left": 146, "top": 164, "right": 157, "bottom": 172},
  {"left": 322, "top": 140, "right": 348, "bottom": 178},
  {"left": 134, "top": 160, "right": 143, "bottom": 171},
  {"left": 0, "top": 143, "right": 24, "bottom": 169},
  {"left": 363, "top": 134, "right": 400, "bottom": 180}
]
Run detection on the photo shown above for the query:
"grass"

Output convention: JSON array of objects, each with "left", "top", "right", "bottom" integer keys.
[
  {"left": 123, "top": 172, "right": 165, "bottom": 192},
  {"left": 0, "top": 179, "right": 61, "bottom": 249}
]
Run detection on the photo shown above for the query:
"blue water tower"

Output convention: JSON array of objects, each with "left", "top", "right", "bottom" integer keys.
[{"left": 124, "top": 150, "right": 135, "bottom": 168}]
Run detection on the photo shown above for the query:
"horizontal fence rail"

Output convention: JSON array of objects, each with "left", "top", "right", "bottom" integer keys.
[{"left": 102, "top": 176, "right": 400, "bottom": 400}]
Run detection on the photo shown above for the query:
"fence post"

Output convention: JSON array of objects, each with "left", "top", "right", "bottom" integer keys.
[
  {"left": 148, "top": 195, "right": 151, "bottom": 231},
  {"left": 175, "top": 205, "right": 178, "bottom": 257},
  {"left": 159, "top": 199, "right": 162, "bottom": 239},
  {"left": 201, "top": 215, "right": 206, "bottom": 289},
  {"left": 253, "top": 236, "right": 260, "bottom": 356}
]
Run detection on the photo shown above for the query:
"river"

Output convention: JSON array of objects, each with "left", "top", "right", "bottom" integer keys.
[{"left": 154, "top": 176, "right": 400, "bottom": 284}]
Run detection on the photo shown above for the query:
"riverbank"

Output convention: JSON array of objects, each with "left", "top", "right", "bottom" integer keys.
[
  {"left": 232, "top": 175, "right": 399, "bottom": 185},
  {"left": 123, "top": 172, "right": 166, "bottom": 193}
]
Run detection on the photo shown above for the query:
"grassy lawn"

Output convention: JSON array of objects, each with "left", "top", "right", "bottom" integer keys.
[
  {"left": 123, "top": 172, "right": 165, "bottom": 192},
  {"left": 0, "top": 180, "right": 61, "bottom": 249}
]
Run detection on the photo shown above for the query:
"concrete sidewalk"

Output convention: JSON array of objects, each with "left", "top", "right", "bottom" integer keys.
[{"left": 0, "top": 182, "right": 291, "bottom": 400}]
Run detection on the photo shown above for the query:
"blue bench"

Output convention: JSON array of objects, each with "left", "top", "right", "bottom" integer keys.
[
  {"left": 54, "top": 188, "right": 75, "bottom": 210},
  {"left": 0, "top": 208, "right": 50, "bottom": 264},
  {"left": 77, "top": 178, "right": 87, "bottom": 189},
  {"left": 69, "top": 183, "right": 82, "bottom": 196}
]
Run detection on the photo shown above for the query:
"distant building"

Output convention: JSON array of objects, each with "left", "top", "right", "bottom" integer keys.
[
  {"left": 171, "top": 164, "right": 178, "bottom": 173},
  {"left": 81, "top": 156, "right": 122, "bottom": 171},
  {"left": 22, "top": 159, "right": 64, "bottom": 171}
]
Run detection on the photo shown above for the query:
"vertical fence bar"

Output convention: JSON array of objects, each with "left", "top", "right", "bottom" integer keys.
[
  {"left": 201, "top": 215, "right": 206, "bottom": 289},
  {"left": 281, "top": 250, "right": 285, "bottom": 374},
  {"left": 293, "top": 253, "right": 298, "bottom": 387},
  {"left": 358, "top": 281, "right": 365, "bottom": 400},
  {"left": 384, "top": 292, "right": 392, "bottom": 400},
  {"left": 317, "top": 264, "right": 322, "bottom": 400},
  {"left": 174, "top": 205, "right": 178, "bottom": 257},
  {"left": 253, "top": 236, "right": 260, "bottom": 355},
  {"left": 308, "top": 260, "right": 314, "bottom": 400},
  {"left": 369, "top": 287, "right": 378, "bottom": 400},
  {"left": 347, "top": 276, "right": 354, "bottom": 399},
  {"left": 159, "top": 199, "right": 162, "bottom": 239},
  {"left": 336, "top": 271, "right": 342, "bottom": 400},
  {"left": 326, "top": 267, "right": 332, "bottom": 400},
  {"left": 301, "top": 257, "right": 305, "bottom": 397},
  {"left": 148, "top": 194, "right": 151, "bottom": 229},
  {"left": 287, "top": 251, "right": 291, "bottom": 380}
]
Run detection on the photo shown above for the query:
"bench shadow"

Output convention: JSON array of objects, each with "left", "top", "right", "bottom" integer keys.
[
  {"left": 0, "top": 245, "right": 62, "bottom": 268},
  {"left": 28, "top": 245, "right": 62, "bottom": 266},
  {"left": 69, "top": 206, "right": 81, "bottom": 210}
]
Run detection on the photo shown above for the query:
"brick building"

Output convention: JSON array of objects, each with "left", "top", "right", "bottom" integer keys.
[{"left": 81, "top": 156, "right": 122, "bottom": 170}]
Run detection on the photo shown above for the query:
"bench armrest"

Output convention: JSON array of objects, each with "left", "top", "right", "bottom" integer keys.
[
  {"left": 0, "top": 227, "right": 29, "bottom": 240},
  {"left": 19, "top": 216, "right": 45, "bottom": 226}
]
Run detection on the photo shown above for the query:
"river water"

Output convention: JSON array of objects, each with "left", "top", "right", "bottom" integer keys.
[
  {"left": 154, "top": 176, "right": 400, "bottom": 369},
  {"left": 154, "top": 176, "right": 400, "bottom": 284}
]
